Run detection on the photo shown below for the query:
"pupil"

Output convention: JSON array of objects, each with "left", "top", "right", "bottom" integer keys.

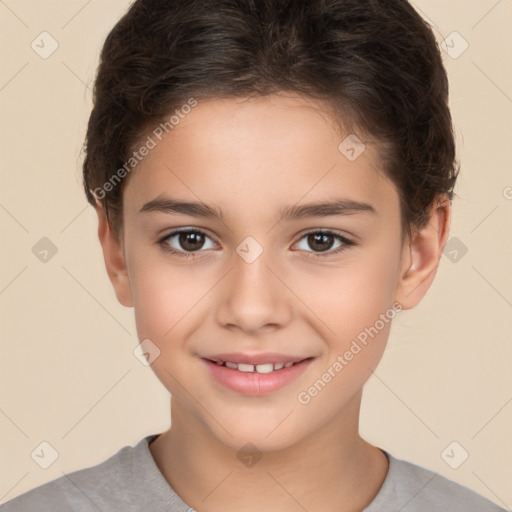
[
  {"left": 180, "top": 232, "right": 204, "bottom": 251},
  {"left": 309, "top": 233, "right": 333, "bottom": 252}
]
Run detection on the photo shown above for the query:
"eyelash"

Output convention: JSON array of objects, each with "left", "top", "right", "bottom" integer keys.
[{"left": 157, "top": 228, "right": 355, "bottom": 260}]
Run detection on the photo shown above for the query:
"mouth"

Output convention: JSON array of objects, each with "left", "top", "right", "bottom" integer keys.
[
  {"left": 204, "top": 358, "right": 310, "bottom": 374},
  {"left": 201, "top": 354, "right": 315, "bottom": 396}
]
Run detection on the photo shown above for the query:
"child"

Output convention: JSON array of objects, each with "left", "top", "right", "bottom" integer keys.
[{"left": 1, "top": 0, "right": 507, "bottom": 510}]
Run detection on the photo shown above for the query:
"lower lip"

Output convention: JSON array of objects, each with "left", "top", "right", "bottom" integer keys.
[{"left": 202, "top": 358, "right": 313, "bottom": 396}]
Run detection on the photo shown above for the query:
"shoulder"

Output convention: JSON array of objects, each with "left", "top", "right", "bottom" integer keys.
[
  {"left": 0, "top": 434, "right": 174, "bottom": 512},
  {"left": 365, "top": 450, "right": 507, "bottom": 512}
]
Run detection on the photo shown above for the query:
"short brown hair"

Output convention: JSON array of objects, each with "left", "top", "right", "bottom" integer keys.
[{"left": 82, "top": 0, "right": 459, "bottom": 241}]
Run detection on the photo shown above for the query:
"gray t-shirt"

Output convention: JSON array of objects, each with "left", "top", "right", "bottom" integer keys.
[{"left": 0, "top": 434, "right": 507, "bottom": 511}]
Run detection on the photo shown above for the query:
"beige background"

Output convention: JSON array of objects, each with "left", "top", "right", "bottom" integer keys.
[{"left": 1, "top": 0, "right": 511, "bottom": 508}]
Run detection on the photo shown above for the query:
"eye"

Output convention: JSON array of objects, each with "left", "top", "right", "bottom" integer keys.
[
  {"left": 293, "top": 230, "right": 355, "bottom": 258},
  {"left": 158, "top": 228, "right": 355, "bottom": 260},
  {"left": 158, "top": 228, "right": 217, "bottom": 258}
]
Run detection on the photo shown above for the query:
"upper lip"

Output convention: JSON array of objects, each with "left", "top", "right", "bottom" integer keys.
[{"left": 203, "top": 352, "right": 311, "bottom": 365}]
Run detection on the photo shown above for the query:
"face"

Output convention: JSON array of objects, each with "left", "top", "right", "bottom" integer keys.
[{"left": 103, "top": 93, "right": 440, "bottom": 452}]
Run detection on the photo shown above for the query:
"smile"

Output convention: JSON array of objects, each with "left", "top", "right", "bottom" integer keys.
[
  {"left": 210, "top": 360, "right": 298, "bottom": 373},
  {"left": 202, "top": 357, "right": 314, "bottom": 396}
]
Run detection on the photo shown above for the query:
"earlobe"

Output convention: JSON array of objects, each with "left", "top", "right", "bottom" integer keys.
[
  {"left": 95, "top": 205, "right": 133, "bottom": 308},
  {"left": 394, "top": 196, "right": 451, "bottom": 309}
]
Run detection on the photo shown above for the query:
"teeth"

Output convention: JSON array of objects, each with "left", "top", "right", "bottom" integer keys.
[
  {"left": 255, "top": 363, "right": 274, "bottom": 374},
  {"left": 237, "top": 363, "right": 255, "bottom": 372},
  {"left": 215, "top": 360, "right": 299, "bottom": 373}
]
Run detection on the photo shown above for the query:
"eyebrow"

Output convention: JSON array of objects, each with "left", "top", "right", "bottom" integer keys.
[{"left": 139, "top": 195, "right": 376, "bottom": 221}]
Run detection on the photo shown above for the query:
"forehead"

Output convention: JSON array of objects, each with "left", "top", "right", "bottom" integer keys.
[{"left": 123, "top": 94, "right": 398, "bottom": 223}]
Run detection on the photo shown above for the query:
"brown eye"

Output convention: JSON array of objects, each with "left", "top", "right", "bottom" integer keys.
[
  {"left": 159, "top": 228, "right": 216, "bottom": 256},
  {"left": 307, "top": 233, "right": 336, "bottom": 252},
  {"left": 294, "top": 230, "right": 355, "bottom": 258},
  {"left": 177, "top": 231, "right": 206, "bottom": 251}
]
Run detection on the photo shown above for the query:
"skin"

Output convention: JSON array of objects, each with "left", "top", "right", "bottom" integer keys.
[{"left": 96, "top": 93, "right": 451, "bottom": 512}]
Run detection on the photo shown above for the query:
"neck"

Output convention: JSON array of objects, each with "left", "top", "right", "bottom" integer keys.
[{"left": 149, "top": 390, "right": 388, "bottom": 512}]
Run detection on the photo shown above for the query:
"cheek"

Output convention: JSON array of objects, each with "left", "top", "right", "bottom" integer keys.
[
  {"left": 128, "top": 252, "right": 205, "bottom": 342},
  {"left": 128, "top": 260, "right": 207, "bottom": 392},
  {"left": 294, "top": 252, "right": 400, "bottom": 417},
  {"left": 300, "top": 243, "right": 401, "bottom": 347}
]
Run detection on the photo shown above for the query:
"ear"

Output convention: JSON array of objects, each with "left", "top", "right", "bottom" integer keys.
[
  {"left": 394, "top": 195, "right": 451, "bottom": 309},
  {"left": 95, "top": 204, "right": 133, "bottom": 307}
]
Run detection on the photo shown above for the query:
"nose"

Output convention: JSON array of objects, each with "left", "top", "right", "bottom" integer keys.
[{"left": 214, "top": 244, "right": 293, "bottom": 335}]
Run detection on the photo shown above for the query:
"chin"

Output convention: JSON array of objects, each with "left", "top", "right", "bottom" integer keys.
[{"left": 207, "top": 419, "right": 306, "bottom": 454}]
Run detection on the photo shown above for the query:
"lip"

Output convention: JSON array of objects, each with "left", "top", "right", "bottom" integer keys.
[{"left": 201, "top": 355, "right": 314, "bottom": 396}]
